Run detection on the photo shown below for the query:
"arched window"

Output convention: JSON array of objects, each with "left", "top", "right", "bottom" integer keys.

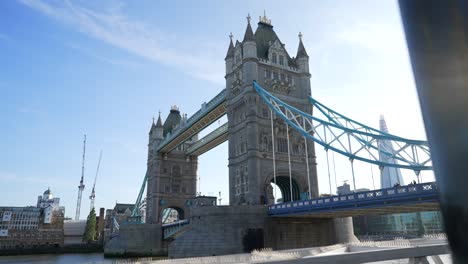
[
  {"left": 279, "top": 55, "right": 284, "bottom": 65},
  {"left": 272, "top": 53, "right": 277, "bottom": 63}
]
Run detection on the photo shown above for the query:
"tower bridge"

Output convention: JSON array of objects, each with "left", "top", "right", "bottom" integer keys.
[{"left": 104, "top": 14, "right": 438, "bottom": 259}]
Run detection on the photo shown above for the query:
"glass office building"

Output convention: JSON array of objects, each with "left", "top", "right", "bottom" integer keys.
[{"left": 352, "top": 117, "right": 444, "bottom": 237}]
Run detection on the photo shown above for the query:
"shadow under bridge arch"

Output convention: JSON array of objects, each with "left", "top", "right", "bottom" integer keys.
[{"left": 268, "top": 176, "right": 301, "bottom": 203}]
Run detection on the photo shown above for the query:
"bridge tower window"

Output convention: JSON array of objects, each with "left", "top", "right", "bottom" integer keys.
[
  {"left": 277, "top": 138, "right": 288, "bottom": 153},
  {"left": 265, "top": 69, "right": 272, "bottom": 79}
]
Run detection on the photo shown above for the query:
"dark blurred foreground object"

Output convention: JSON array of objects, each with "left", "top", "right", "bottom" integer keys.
[{"left": 399, "top": 1, "right": 468, "bottom": 263}]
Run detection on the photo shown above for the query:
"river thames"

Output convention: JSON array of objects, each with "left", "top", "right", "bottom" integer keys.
[{"left": 0, "top": 253, "right": 163, "bottom": 264}]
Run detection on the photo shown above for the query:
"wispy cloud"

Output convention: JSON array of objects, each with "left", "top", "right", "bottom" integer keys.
[
  {"left": 18, "top": 0, "right": 224, "bottom": 85},
  {"left": 66, "top": 42, "right": 142, "bottom": 68}
]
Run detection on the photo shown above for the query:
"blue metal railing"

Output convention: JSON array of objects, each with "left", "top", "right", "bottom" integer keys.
[
  {"left": 162, "top": 219, "right": 190, "bottom": 239},
  {"left": 268, "top": 182, "right": 438, "bottom": 216},
  {"left": 110, "top": 216, "right": 120, "bottom": 238}
]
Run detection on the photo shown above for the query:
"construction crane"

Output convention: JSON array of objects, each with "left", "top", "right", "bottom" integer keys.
[
  {"left": 89, "top": 150, "right": 103, "bottom": 211},
  {"left": 75, "top": 135, "right": 86, "bottom": 221}
]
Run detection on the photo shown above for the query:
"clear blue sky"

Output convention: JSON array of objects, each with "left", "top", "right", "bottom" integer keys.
[{"left": 1, "top": 0, "right": 430, "bottom": 219}]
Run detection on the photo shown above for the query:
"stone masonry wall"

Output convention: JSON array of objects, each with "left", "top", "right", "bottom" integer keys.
[{"left": 168, "top": 205, "right": 357, "bottom": 259}]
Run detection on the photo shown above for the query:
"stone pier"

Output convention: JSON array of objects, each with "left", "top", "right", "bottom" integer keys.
[
  {"left": 168, "top": 205, "right": 357, "bottom": 258},
  {"left": 104, "top": 224, "right": 165, "bottom": 257}
]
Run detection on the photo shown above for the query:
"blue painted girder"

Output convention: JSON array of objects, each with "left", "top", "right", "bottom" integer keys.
[
  {"left": 268, "top": 182, "right": 439, "bottom": 217},
  {"left": 253, "top": 81, "right": 432, "bottom": 171}
]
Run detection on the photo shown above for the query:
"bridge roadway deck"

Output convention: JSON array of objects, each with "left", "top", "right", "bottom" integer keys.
[{"left": 268, "top": 182, "right": 439, "bottom": 218}]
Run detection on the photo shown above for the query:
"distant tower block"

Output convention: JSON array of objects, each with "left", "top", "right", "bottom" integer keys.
[
  {"left": 225, "top": 13, "right": 318, "bottom": 205},
  {"left": 378, "top": 116, "right": 404, "bottom": 188}
]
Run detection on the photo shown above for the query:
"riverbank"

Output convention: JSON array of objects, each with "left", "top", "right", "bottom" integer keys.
[
  {"left": 0, "top": 243, "right": 102, "bottom": 256},
  {"left": 0, "top": 253, "right": 167, "bottom": 264}
]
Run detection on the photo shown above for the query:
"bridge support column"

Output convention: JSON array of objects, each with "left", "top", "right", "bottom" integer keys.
[
  {"left": 408, "top": 256, "right": 430, "bottom": 264},
  {"left": 333, "top": 217, "right": 359, "bottom": 244},
  {"left": 168, "top": 205, "right": 267, "bottom": 258},
  {"left": 168, "top": 206, "right": 357, "bottom": 258},
  {"left": 264, "top": 217, "right": 357, "bottom": 250},
  {"left": 104, "top": 224, "right": 165, "bottom": 257}
]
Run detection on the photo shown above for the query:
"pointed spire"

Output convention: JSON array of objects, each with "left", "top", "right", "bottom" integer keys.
[
  {"left": 259, "top": 10, "right": 272, "bottom": 25},
  {"left": 156, "top": 111, "right": 163, "bottom": 127},
  {"left": 225, "top": 32, "right": 235, "bottom": 60},
  {"left": 379, "top": 115, "right": 389, "bottom": 133},
  {"left": 296, "top": 32, "right": 309, "bottom": 58},
  {"left": 243, "top": 14, "right": 255, "bottom": 42}
]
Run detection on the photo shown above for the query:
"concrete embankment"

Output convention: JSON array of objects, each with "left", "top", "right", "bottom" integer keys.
[
  {"left": 0, "top": 243, "right": 102, "bottom": 256},
  {"left": 104, "top": 224, "right": 165, "bottom": 258}
]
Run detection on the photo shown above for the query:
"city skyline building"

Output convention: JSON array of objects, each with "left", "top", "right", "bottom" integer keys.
[
  {"left": 350, "top": 117, "right": 444, "bottom": 237},
  {"left": 37, "top": 188, "right": 63, "bottom": 224},
  {"left": 0, "top": 188, "right": 65, "bottom": 250},
  {"left": 378, "top": 115, "right": 404, "bottom": 188}
]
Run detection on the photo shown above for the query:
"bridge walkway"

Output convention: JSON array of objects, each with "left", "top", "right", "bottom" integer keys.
[{"left": 269, "top": 182, "right": 439, "bottom": 218}]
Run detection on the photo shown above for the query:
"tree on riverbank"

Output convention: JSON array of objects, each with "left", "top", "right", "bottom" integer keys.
[{"left": 82, "top": 208, "right": 96, "bottom": 243}]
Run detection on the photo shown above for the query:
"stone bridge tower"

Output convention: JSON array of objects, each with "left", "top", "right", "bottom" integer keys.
[
  {"left": 225, "top": 14, "right": 319, "bottom": 206},
  {"left": 145, "top": 108, "right": 198, "bottom": 224}
]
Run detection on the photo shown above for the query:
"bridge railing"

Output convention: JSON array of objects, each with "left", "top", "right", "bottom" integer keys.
[
  {"left": 268, "top": 182, "right": 438, "bottom": 215},
  {"left": 156, "top": 88, "right": 227, "bottom": 152},
  {"left": 109, "top": 216, "right": 120, "bottom": 238},
  {"left": 162, "top": 219, "right": 190, "bottom": 239}
]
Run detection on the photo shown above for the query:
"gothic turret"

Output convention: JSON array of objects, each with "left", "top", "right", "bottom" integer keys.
[
  {"left": 149, "top": 118, "right": 156, "bottom": 134},
  {"left": 147, "top": 111, "right": 164, "bottom": 167},
  {"left": 149, "top": 112, "right": 164, "bottom": 142},
  {"left": 225, "top": 33, "right": 235, "bottom": 74},
  {"left": 242, "top": 14, "right": 257, "bottom": 59},
  {"left": 296, "top": 32, "right": 309, "bottom": 73},
  {"left": 155, "top": 112, "right": 163, "bottom": 138},
  {"left": 163, "top": 106, "right": 181, "bottom": 137}
]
